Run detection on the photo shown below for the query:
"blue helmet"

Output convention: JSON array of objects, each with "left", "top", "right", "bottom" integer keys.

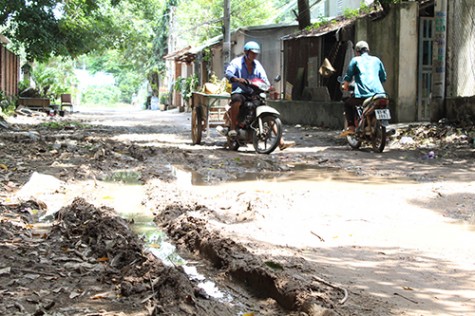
[{"left": 244, "top": 41, "right": 260, "bottom": 54}]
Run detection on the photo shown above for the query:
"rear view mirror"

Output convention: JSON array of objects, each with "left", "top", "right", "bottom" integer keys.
[{"left": 274, "top": 75, "right": 281, "bottom": 82}]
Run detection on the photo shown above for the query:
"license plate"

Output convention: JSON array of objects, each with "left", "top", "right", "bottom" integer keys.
[{"left": 375, "top": 109, "right": 391, "bottom": 120}]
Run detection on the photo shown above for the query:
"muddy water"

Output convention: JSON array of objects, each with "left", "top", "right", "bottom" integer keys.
[
  {"left": 172, "top": 164, "right": 419, "bottom": 186},
  {"left": 80, "top": 167, "right": 475, "bottom": 315},
  {"left": 93, "top": 174, "right": 233, "bottom": 301}
]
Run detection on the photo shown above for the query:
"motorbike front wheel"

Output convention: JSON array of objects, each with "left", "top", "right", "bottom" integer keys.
[
  {"left": 191, "top": 106, "right": 203, "bottom": 145},
  {"left": 252, "top": 115, "right": 282, "bottom": 154},
  {"left": 371, "top": 120, "right": 386, "bottom": 153},
  {"left": 346, "top": 135, "right": 362, "bottom": 149}
]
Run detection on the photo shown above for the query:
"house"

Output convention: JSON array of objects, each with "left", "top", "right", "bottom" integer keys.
[
  {"left": 0, "top": 34, "right": 20, "bottom": 98},
  {"left": 165, "top": 0, "right": 475, "bottom": 126},
  {"left": 276, "top": 3, "right": 420, "bottom": 127},
  {"left": 164, "top": 23, "right": 299, "bottom": 111},
  {"left": 273, "top": 0, "right": 475, "bottom": 127},
  {"left": 444, "top": 0, "right": 475, "bottom": 123}
]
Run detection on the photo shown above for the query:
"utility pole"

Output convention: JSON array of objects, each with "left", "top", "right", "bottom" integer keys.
[
  {"left": 431, "top": 0, "right": 447, "bottom": 122},
  {"left": 223, "top": 0, "right": 231, "bottom": 68}
]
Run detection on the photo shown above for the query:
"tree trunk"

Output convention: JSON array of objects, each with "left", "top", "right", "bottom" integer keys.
[
  {"left": 297, "top": 0, "right": 311, "bottom": 30},
  {"left": 378, "top": 0, "right": 391, "bottom": 15}
]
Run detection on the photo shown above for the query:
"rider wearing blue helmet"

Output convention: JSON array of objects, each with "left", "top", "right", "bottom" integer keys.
[
  {"left": 225, "top": 41, "right": 269, "bottom": 139},
  {"left": 224, "top": 41, "right": 295, "bottom": 150}
]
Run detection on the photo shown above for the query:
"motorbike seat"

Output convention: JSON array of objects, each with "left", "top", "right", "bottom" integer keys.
[{"left": 363, "top": 93, "right": 388, "bottom": 107}]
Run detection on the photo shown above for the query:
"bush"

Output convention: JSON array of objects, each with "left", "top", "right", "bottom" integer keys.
[
  {"left": 159, "top": 92, "right": 169, "bottom": 105},
  {"left": 0, "top": 92, "right": 16, "bottom": 114}
]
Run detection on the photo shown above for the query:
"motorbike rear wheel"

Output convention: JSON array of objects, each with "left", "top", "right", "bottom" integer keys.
[
  {"left": 372, "top": 120, "right": 386, "bottom": 152},
  {"left": 253, "top": 115, "right": 282, "bottom": 154}
]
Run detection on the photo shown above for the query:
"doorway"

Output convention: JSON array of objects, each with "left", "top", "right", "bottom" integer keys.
[{"left": 417, "top": 17, "right": 434, "bottom": 121}]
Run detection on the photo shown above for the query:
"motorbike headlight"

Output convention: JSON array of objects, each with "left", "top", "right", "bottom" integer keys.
[{"left": 259, "top": 92, "right": 266, "bottom": 99}]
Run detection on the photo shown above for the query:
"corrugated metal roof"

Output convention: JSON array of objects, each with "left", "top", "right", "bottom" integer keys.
[
  {"left": 281, "top": 17, "right": 354, "bottom": 40},
  {"left": 163, "top": 46, "right": 192, "bottom": 60}
]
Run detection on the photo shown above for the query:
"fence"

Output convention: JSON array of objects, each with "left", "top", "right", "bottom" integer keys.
[{"left": 0, "top": 36, "right": 20, "bottom": 97}]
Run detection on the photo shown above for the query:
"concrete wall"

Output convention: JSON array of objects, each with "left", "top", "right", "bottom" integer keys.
[
  {"left": 447, "top": 0, "right": 475, "bottom": 98},
  {"left": 355, "top": 2, "right": 418, "bottom": 123},
  {"left": 269, "top": 100, "right": 345, "bottom": 129},
  {"left": 210, "top": 25, "right": 298, "bottom": 93},
  {"left": 445, "top": 97, "right": 475, "bottom": 123}
]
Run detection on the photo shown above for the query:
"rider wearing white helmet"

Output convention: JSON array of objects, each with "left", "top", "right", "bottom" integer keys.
[{"left": 340, "top": 40, "right": 387, "bottom": 136}]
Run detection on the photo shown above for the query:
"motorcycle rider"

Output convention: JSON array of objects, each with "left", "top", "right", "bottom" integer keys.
[
  {"left": 224, "top": 41, "right": 295, "bottom": 150},
  {"left": 340, "top": 40, "right": 387, "bottom": 137}
]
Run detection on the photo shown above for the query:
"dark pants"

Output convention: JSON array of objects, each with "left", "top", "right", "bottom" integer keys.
[
  {"left": 344, "top": 97, "right": 365, "bottom": 127},
  {"left": 228, "top": 93, "right": 247, "bottom": 130}
]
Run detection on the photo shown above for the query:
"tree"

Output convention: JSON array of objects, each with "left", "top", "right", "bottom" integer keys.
[
  {"left": 0, "top": 0, "right": 126, "bottom": 61},
  {"left": 173, "top": 0, "right": 278, "bottom": 47},
  {"left": 296, "top": 0, "right": 311, "bottom": 30}
]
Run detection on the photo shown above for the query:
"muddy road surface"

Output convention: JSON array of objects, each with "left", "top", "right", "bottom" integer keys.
[{"left": 1, "top": 108, "right": 474, "bottom": 316}]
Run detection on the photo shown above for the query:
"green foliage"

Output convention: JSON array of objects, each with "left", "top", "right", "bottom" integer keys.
[
  {"left": 159, "top": 92, "right": 170, "bottom": 105},
  {"left": 343, "top": 8, "right": 360, "bottom": 19},
  {"left": 359, "top": 3, "right": 373, "bottom": 15},
  {"left": 378, "top": 0, "right": 403, "bottom": 4},
  {"left": 202, "top": 48, "right": 212, "bottom": 63},
  {"left": 81, "top": 84, "right": 122, "bottom": 106},
  {"left": 174, "top": 0, "right": 278, "bottom": 45},
  {"left": 30, "top": 58, "right": 78, "bottom": 100},
  {"left": 1, "top": 0, "right": 128, "bottom": 61},
  {"left": 39, "top": 121, "right": 88, "bottom": 129},
  {"left": 0, "top": 92, "right": 17, "bottom": 114},
  {"left": 174, "top": 75, "right": 198, "bottom": 102},
  {"left": 306, "top": 16, "right": 332, "bottom": 32},
  {"left": 2, "top": 0, "right": 283, "bottom": 108}
]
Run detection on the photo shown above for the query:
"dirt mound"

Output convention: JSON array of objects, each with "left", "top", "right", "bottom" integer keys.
[
  {"left": 157, "top": 202, "right": 345, "bottom": 315},
  {"left": 0, "top": 198, "right": 249, "bottom": 315}
]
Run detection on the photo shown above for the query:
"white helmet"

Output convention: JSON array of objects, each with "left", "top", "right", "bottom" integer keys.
[{"left": 355, "top": 41, "right": 369, "bottom": 53}]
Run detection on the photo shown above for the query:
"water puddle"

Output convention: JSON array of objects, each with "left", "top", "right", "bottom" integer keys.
[
  {"left": 104, "top": 170, "right": 143, "bottom": 184},
  {"left": 103, "top": 179, "right": 231, "bottom": 301},
  {"left": 128, "top": 214, "right": 231, "bottom": 300},
  {"left": 171, "top": 164, "right": 417, "bottom": 186}
]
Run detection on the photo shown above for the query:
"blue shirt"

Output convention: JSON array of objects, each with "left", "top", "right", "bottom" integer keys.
[
  {"left": 225, "top": 56, "right": 269, "bottom": 94},
  {"left": 344, "top": 52, "right": 387, "bottom": 98}
]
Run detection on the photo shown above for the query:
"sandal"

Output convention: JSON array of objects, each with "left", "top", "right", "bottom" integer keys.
[{"left": 339, "top": 127, "right": 355, "bottom": 137}]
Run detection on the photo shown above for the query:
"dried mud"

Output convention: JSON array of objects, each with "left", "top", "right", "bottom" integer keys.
[{"left": 1, "top": 109, "right": 475, "bottom": 315}]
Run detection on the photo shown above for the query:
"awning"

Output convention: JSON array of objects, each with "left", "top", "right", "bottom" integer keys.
[
  {"left": 281, "top": 18, "right": 354, "bottom": 41},
  {"left": 163, "top": 35, "right": 223, "bottom": 63},
  {"left": 163, "top": 46, "right": 192, "bottom": 61}
]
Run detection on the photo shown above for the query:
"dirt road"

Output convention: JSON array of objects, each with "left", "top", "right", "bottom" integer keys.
[{"left": 1, "top": 108, "right": 474, "bottom": 315}]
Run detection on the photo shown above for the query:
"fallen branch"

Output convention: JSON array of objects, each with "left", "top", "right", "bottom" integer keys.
[
  {"left": 312, "top": 275, "right": 348, "bottom": 305},
  {"left": 310, "top": 231, "right": 325, "bottom": 242},
  {"left": 12, "top": 267, "right": 59, "bottom": 277},
  {"left": 394, "top": 292, "right": 418, "bottom": 304}
]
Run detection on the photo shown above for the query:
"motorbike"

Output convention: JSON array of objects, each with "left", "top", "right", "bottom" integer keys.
[
  {"left": 338, "top": 77, "right": 392, "bottom": 153},
  {"left": 217, "top": 78, "right": 282, "bottom": 154}
]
